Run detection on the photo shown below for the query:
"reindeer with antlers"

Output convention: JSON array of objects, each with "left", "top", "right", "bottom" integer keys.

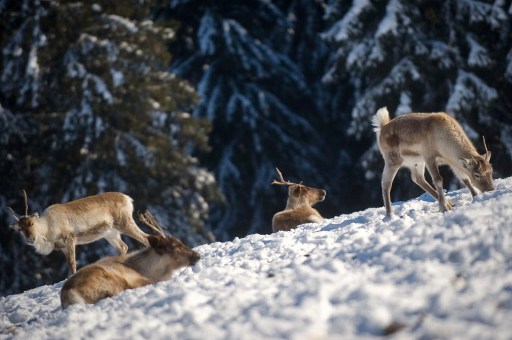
[
  {"left": 372, "top": 107, "right": 495, "bottom": 216},
  {"left": 60, "top": 210, "right": 200, "bottom": 308},
  {"left": 9, "top": 191, "right": 150, "bottom": 274},
  {"left": 271, "top": 168, "right": 326, "bottom": 233}
]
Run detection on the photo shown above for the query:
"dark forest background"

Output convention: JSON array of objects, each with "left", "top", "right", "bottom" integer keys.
[{"left": 1, "top": 0, "right": 511, "bottom": 296}]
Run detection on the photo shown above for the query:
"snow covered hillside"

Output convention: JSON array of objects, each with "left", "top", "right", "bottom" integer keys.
[{"left": 2, "top": 177, "right": 512, "bottom": 339}]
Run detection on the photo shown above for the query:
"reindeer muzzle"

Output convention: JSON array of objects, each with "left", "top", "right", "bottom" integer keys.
[
  {"left": 25, "top": 235, "right": 36, "bottom": 245},
  {"left": 485, "top": 182, "right": 496, "bottom": 192},
  {"left": 319, "top": 190, "right": 327, "bottom": 201},
  {"left": 189, "top": 251, "right": 201, "bottom": 266}
]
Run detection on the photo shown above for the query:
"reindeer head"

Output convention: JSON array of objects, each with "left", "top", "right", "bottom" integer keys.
[
  {"left": 9, "top": 190, "right": 40, "bottom": 245},
  {"left": 272, "top": 168, "right": 326, "bottom": 208},
  {"left": 139, "top": 210, "right": 200, "bottom": 267},
  {"left": 148, "top": 234, "right": 200, "bottom": 266},
  {"left": 460, "top": 136, "right": 495, "bottom": 193}
]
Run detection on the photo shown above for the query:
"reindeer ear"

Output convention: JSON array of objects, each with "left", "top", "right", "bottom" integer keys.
[
  {"left": 485, "top": 151, "right": 492, "bottom": 162},
  {"left": 148, "top": 235, "right": 159, "bottom": 248},
  {"left": 459, "top": 158, "right": 473, "bottom": 170},
  {"left": 148, "top": 235, "right": 166, "bottom": 254}
]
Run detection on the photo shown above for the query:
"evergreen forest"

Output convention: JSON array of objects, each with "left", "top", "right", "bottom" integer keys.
[{"left": 1, "top": 0, "right": 511, "bottom": 295}]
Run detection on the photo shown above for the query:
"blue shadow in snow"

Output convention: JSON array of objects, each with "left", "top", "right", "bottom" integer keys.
[{"left": 320, "top": 215, "right": 371, "bottom": 232}]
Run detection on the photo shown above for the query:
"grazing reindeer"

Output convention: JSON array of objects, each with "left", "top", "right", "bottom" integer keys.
[
  {"left": 9, "top": 191, "right": 150, "bottom": 274},
  {"left": 271, "top": 168, "right": 326, "bottom": 232},
  {"left": 60, "top": 211, "right": 200, "bottom": 308},
  {"left": 372, "top": 107, "right": 495, "bottom": 217}
]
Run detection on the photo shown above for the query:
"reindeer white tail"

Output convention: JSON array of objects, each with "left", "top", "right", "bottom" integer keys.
[
  {"left": 372, "top": 107, "right": 390, "bottom": 137},
  {"left": 61, "top": 288, "right": 86, "bottom": 308}
]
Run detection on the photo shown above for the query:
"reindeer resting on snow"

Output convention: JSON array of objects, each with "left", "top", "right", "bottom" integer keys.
[
  {"left": 271, "top": 168, "right": 326, "bottom": 233},
  {"left": 60, "top": 211, "right": 200, "bottom": 308},
  {"left": 372, "top": 107, "right": 495, "bottom": 217},
  {"left": 9, "top": 191, "right": 150, "bottom": 274}
]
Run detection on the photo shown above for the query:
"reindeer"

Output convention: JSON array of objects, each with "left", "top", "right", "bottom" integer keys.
[
  {"left": 9, "top": 191, "right": 150, "bottom": 274},
  {"left": 60, "top": 211, "right": 200, "bottom": 308},
  {"left": 372, "top": 107, "right": 495, "bottom": 217},
  {"left": 271, "top": 168, "right": 326, "bottom": 232}
]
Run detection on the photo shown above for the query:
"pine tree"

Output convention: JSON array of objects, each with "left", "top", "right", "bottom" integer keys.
[
  {"left": 166, "top": 0, "right": 334, "bottom": 239},
  {"left": 276, "top": 0, "right": 360, "bottom": 216},
  {"left": 0, "top": 0, "right": 220, "bottom": 296}
]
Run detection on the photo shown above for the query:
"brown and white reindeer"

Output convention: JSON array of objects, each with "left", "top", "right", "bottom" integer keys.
[
  {"left": 60, "top": 210, "right": 200, "bottom": 308},
  {"left": 271, "top": 168, "right": 326, "bottom": 232},
  {"left": 9, "top": 191, "right": 150, "bottom": 274},
  {"left": 372, "top": 107, "right": 495, "bottom": 217}
]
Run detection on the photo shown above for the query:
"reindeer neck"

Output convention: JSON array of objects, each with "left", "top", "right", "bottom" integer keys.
[
  {"left": 286, "top": 198, "right": 309, "bottom": 210},
  {"left": 458, "top": 145, "right": 479, "bottom": 159},
  {"left": 442, "top": 143, "right": 480, "bottom": 169},
  {"left": 124, "top": 248, "right": 174, "bottom": 283},
  {"left": 446, "top": 130, "right": 480, "bottom": 159},
  {"left": 37, "top": 216, "right": 50, "bottom": 236},
  {"left": 285, "top": 201, "right": 294, "bottom": 210},
  {"left": 285, "top": 197, "right": 297, "bottom": 210},
  {"left": 124, "top": 248, "right": 154, "bottom": 274},
  {"left": 31, "top": 217, "right": 53, "bottom": 254}
]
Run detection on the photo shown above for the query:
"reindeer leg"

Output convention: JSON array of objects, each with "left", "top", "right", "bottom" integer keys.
[
  {"left": 463, "top": 178, "right": 479, "bottom": 197},
  {"left": 382, "top": 162, "right": 400, "bottom": 217},
  {"left": 64, "top": 236, "right": 77, "bottom": 274},
  {"left": 119, "top": 217, "right": 149, "bottom": 247},
  {"left": 425, "top": 159, "right": 451, "bottom": 212},
  {"left": 410, "top": 163, "right": 453, "bottom": 209},
  {"left": 411, "top": 163, "right": 438, "bottom": 199},
  {"left": 105, "top": 230, "right": 128, "bottom": 255}
]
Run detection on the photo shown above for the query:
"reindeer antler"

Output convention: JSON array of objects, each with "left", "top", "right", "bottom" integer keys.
[
  {"left": 22, "top": 189, "right": 28, "bottom": 216},
  {"left": 271, "top": 167, "right": 297, "bottom": 186},
  {"left": 138, "top": 210, "right": 165, "bottom": 237},
  {"left": 7, "top": 207, "right": 19, "bottom": 221},
  {"left": 482, "top": 136, "right": 489, "bottom": 154}
]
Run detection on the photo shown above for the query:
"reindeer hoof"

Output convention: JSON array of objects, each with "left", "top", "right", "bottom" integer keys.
[
  {"left": 446, "top": 199, "right": 454, "bottom": 210},
  {"left": 383, "top": 214, "right": 393, "bottom": 222},
  {"left": 439, "top": 202, "right": 452, "bottom": 213}
]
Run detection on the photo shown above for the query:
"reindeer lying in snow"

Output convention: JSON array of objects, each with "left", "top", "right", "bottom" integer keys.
[
  {"left": 271, "top": 168, "right": 326, "bottom": 232},
  {"left": 9, "top": 191, "right": 150, "bottom": 274},
  {"left": 372, "top": 107, "right": 495, "bottom": 217},
  {"left": 60, "top": 211, "right": 200, "bottom": 308}
]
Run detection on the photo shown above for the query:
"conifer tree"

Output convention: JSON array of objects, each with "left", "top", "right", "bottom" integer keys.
[
  {"left": 167, "top": 0, "right": 332, "bottom": 239},
  {"left": 323, "top": 0, "right": 512, "bottom": 201},
  {"left": 0, "top": 0, "right": 220, "bottom": 296}
]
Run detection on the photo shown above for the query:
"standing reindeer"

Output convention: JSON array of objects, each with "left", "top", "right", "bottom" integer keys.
[
  {"left": 9, "top": 191, "right": 150, "bottom": 273},
  {"left": 60, "top": 210, "right": 200, "bottom": 308},
  {"left": 372, "top": 107, "right": 495, "bottom": 217},
  {"left": 271, "top": 168, "right": 326, "bottom": 232}
]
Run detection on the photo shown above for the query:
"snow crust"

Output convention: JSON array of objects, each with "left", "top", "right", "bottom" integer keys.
[{"left": 1, "top": 177, "right": 512, "bottom": 339}]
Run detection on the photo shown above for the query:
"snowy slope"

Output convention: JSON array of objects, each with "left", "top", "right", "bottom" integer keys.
[{"left": 1, "top": 178, "right": 512, "bottom": 339}]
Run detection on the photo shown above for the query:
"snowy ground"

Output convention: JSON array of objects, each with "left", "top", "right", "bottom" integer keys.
[{"left": 1, "top": 177, "right": 512, "bottom": 339}]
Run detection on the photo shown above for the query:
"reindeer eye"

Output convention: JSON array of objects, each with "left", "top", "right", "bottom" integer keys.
[{"left": 473, "top": 173, "right": 481, "bottom": 179}]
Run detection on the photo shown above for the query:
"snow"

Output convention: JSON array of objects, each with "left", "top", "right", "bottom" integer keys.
[
  {"left": 2, "top": 177, "right": 512, "bottom": 339},
  {"left": 324, "top": 0, "right": 372, "bottom": 42},
  {"left": 506, "top": 48, "right": 512, "bottom": 81},
  {"left": 446, "top": 70, "right": 498, "bottom": 113},
  {"left": 376, "top": 0, "right": 401, "bottom": 38},
  {"left": 466, "top": 35, "right": 492, "bottom": 68},
  {"left": 396, "top": 91, "right": 412, "bottom": 116},
  {"left": 198, "top": 11, "right": 218, "bottom": 55},
  {"left": 501, "top": 126, "right": 512, "bottom": 159},
  {"left": 105, "top": 15, "right": 138, "bottom": 34},
  {"left": 456, "top": 0, "right": 508, "bottom": 29}
]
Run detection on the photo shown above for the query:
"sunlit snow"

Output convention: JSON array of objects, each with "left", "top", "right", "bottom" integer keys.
[{"left": 1, "top": 177, "right": 512, "bottom": 339}]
